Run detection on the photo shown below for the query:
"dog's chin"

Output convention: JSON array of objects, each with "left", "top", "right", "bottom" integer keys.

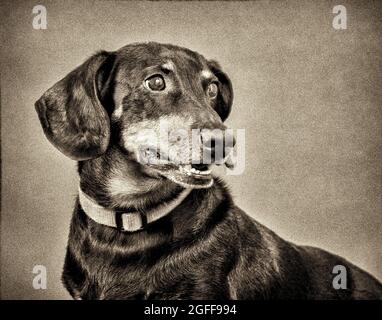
[{"left": 150, "top": 164, "right": 214, "bottom": 189}]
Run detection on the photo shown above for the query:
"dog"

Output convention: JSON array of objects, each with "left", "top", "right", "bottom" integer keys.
[{"left": 35, "top": 42, "right": 382, "bottom": 299}]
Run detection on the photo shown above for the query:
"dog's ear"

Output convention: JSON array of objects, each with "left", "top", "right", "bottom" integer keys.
[
  {"left": 207, "top": 60, "right": 233, "bottom": 122},
  {"left": 35, "top": 51, "right": 116, "bottom": 160}
]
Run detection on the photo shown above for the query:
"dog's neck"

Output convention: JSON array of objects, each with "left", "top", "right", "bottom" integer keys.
[
  {"left": 78, "top": 146, "right": 182, "bottom": 209},
  {"left": 78, "top": 187, "right": 192, "bottom": 232},
  {"left": 76, "top": 162, "right": 229, "bottom": 253},
  {"left": 77, "top": 147, "right": 226, "bottom": 236}
]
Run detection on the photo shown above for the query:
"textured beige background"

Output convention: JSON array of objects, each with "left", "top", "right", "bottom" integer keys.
[{"left": 1, "top": 0, "right": 381, "bottom": 299}]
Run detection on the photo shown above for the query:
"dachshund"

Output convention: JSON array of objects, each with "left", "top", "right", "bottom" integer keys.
[{"left": 35, "top": 42, "right": 382, "bottom": 299}]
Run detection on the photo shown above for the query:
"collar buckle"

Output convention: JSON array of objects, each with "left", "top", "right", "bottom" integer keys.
[{"left": 115, "top": 210, "right": 147, "bottom": 232}]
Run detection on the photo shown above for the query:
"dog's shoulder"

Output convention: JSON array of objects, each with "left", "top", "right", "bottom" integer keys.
[
  {"left": 225, "top": 206, "right": 312, "bottom": 298},
  {"left": 296, "top": 245, "right": 382, "bottom": 299},
  {"left": 227, "top": 207, "right": 382, "bottom": 299}
]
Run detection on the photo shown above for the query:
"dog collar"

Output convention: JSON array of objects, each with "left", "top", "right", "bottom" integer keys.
[{"left": 78, "top": 187, "right": 192, "bottom": 232}]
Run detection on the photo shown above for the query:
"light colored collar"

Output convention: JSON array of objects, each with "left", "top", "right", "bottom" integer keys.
[{"left": 78, "top": 187, "right": 192, "bottom": 232}]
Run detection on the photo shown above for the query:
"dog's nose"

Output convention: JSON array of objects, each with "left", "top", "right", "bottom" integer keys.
[{"left": 200, "top": 130, "right": 236, "bottom": 163}]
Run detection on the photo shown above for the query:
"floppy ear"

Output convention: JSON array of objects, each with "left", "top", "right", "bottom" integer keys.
[
  {"left": 35, "top": 51, "right": 116, "bottom": 161},
  {"left": 207, "top": 60, "right": 233, "bottom": 122}
]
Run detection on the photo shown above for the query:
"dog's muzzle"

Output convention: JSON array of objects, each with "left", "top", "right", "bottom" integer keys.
[{"left": 137, "top": 129, "right": 236, "bottom": 189}]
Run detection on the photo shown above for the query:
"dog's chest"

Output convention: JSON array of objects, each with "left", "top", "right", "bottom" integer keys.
[
  {"left": 67, "top": 246, "right": 231, "bottom": 300},
  {"left": 65, "top": 205, "right": 234, "bottom": 300},
  {"left": 89, "top": 262, "right": 227, "bottom": 299}
]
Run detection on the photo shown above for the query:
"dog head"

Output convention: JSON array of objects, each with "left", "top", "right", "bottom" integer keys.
[{"left": 35, "top": 42, "right": 234, "bottom": 190}]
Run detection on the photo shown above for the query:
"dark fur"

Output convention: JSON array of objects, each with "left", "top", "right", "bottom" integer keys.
[{"left": 35, "top": 42, "right": 382, "bottom": 299}]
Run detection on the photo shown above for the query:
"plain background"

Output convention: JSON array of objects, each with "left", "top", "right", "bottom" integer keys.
[{"left": 1, "top": 0, "right": 381, "bottom": 299}]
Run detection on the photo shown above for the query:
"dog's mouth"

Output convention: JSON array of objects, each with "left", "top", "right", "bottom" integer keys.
[
  {"left": 138, "top": 146, "right": 235, "bottom": 189},
  {"left": 152, "top": 163, "right": 213, "bottom": 189}
]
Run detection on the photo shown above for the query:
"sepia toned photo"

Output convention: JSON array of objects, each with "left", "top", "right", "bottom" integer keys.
[{"left": 1, "top": 0, "right": 381, "bottom": 303}]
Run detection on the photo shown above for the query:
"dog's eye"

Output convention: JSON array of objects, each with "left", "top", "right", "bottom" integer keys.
[
  {"left": 145, "top": 75, "right": 166, "bottom": 91},
  {"left": 207, "top": 83, "right": 218, "bottom": 99}
]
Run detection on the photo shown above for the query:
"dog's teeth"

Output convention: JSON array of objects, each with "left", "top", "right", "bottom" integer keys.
[{"left": 179, "top": 164, "right": 211, "bottom": 176}]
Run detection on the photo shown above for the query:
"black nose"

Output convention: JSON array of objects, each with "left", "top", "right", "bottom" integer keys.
[{"left": 201, "top": 130, "right": 236, "bottom": 163}]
